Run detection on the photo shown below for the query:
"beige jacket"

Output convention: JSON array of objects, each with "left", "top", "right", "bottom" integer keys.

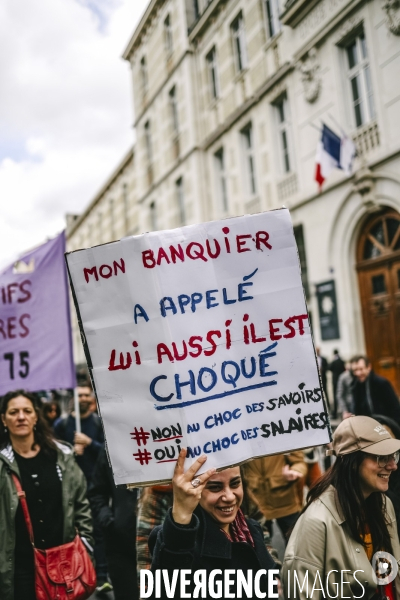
[
  {"left": 282, "top": 486, "right": 400, "bottom": 599},
  {"left": 242, "top": 452, "right": 307, "bottom": 520}
]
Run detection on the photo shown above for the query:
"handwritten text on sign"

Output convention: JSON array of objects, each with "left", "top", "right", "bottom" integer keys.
[{"left": 66, "top": 209, "right": 330, "bottom": 485}]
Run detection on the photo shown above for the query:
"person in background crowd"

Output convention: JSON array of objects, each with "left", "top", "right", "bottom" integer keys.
[
  {"left": 302, "top": 447, "right": 322, "bottom": 490},
  {"left": 283, "top": 416, "right": 400, "bottom": 599},
  {"left": 239, "top": 471, "right": 282, "bottom": 570},
  {"left": 149, "top": 449, "right": 278, "bottom": 600},
  {"left": 54, "top": 382, "right": 110, "bottom": 595},
  {"left": 337, "top": 357, "right": 357, "bottom": 419},
  {"left": 89, "top": 397, "right": 97, "bottom": 414},
  {"left": 242, "top": 451, "right": 307, "bottom": 541},
  {"left": 316, "top": 347, "right": 330, "bottom": 411},
  {"left": 0, "top": 390, "right": 93, "bottom": 600},
  {"left": 42, "top": 400, "right": 61, "bottom": 430},
  {"left": 54, "top": 382, "right": 104, "bottom": 483},
  {"left": 137, "top": 485, "right": 173, "bottom": 572},
  {"left": 328, "top": 349, "right": 345, "bottom": 419},
  {"left": 89, "top": 447, "right": 138, "bottom": 600},
  {"left": 373, "top": 414, "right": 400, "bottom": 539},
  {"left": 352, "top": 355, "right": 400, "bottom": 422}
]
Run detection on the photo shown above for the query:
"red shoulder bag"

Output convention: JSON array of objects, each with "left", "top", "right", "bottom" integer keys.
[{"left": 12, "top": 473, "right": 97, "bottom": 600}]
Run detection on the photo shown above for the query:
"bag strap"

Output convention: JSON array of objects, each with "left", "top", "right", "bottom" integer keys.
[{"left": 11, "top": 473, "right": 35, "bottom": 546}]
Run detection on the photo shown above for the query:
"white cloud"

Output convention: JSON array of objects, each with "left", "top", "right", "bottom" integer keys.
[{"left": 0, "top": 0, "right": 148, "bottom": 268}]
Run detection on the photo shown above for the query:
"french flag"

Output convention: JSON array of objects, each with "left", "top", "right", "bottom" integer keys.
[{"left": 315, "top": 124, "right": 356, "bottom": 189}]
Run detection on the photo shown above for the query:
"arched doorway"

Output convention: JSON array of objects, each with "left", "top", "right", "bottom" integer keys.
[{"left": 357, "top": 209, "right": 400, "bottom": 393}]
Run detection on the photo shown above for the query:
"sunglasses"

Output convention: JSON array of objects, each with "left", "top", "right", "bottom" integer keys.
[{"left": 374, "top": 452, "right": 400, "bottom": 468}]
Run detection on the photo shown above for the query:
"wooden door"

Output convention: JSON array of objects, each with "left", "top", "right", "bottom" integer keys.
[
  {"left": 357, "top": 210, "right": 400, "bottom": 393},
  {"left": 390, "top": 262, "right": 400, "bottom": 386}
]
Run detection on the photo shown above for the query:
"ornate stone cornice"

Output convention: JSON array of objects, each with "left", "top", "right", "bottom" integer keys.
[{"left": 382, "top": 0, "right": 400, "bottom": 35}]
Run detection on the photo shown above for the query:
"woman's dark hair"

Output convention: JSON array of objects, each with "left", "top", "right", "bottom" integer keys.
[
  {"left": 0, "top": 390, "right": 57, "bottom": 455},
  {"left": 305, "top": 452, "right": 393, "bottom": 553},
  {"left": 42, "top": 400, "right": 61, "bottom": 423}
]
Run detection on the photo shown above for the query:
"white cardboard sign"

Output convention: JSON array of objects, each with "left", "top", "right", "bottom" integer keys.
[{"left": 66, "top": 209, "right": 330, "bottom": 486}]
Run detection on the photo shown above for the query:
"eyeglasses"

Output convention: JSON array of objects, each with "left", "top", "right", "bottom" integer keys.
[{"left": 375, "top": 452, "right": 400, "bottom": 468}]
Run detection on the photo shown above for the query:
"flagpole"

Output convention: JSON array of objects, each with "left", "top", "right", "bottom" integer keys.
[
  {"left": 327, "top": 112, "right": 347, "bottom": 137},
  {"left": 73, "top": 387, "right": 81, "bottom": 434},
  {"left": 63, "top": 228, "right": 81, "bottom": 434},
  {"left": 309, "top": 122, "right": 322, "bottom": 134}
]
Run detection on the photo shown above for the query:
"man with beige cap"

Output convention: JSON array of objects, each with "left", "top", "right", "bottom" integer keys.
[{"left": 283, "top": 416, "right": 400, "bottom": 599}]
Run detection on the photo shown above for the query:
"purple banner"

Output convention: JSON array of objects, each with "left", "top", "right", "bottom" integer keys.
[{"left": 0, "top": 231, "right": 76, "bottom": 395}]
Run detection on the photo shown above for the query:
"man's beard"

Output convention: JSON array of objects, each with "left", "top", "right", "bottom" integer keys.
[{"left": 79, "top": 401, "right": 91, "bottom": 414}]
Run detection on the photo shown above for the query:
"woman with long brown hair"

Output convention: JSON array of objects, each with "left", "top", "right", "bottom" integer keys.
[
  {"left": 283, "top": 416, "right": 400, "bottom": 599},
  {"left": 0, "top": 390, "right": 93, "bottom": 600}
]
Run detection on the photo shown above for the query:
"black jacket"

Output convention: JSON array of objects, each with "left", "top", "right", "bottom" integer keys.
[
  {"left": 353, "top": 370, "right": 400, "bottom": 422},
  {"left": 88, "top": 447, "right": 137, "bottom": 549},
  {"left": 318, "top": 356, "right": 329, "bottom": 396},
  {"left": 329, "top": 356, "right": 345, "bottom": 389},
  {"left": 54, "top": 413, "right": 104, "bottom": 484},
  {"left": 149, "top": 506, "right": 277, "bottom": 600}
]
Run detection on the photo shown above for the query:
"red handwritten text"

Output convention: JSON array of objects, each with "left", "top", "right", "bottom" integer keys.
[
  {"left": 84, "top": 259, "right": 125, "bottom": 283},
  {"left": 142, "top": 227, "right": 272, "bottom": 269}
]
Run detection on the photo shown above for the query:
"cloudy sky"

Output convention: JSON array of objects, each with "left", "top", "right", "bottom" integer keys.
[{"left": 0, "top": 0, "right": 148, "bottom": 269}]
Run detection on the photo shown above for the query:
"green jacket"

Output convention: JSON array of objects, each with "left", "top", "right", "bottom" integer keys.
[{"left": 0, "top": 441, "right": 94, "bottom": 600}]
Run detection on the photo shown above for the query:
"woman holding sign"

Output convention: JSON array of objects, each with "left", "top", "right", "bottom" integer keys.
[
  {"left": 0, "top": 390, "right": 94, "bottom": 600},
  {"left": 148, "top": 448, "right": 278, "bottom": 599},
  {"left": 282, "top": 416, "right": 400, "bottom": 599}
]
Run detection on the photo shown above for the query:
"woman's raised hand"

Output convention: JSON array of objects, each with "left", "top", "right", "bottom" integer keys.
[{"left": 172, "top": 448, "right": 216, "bottom": 525}]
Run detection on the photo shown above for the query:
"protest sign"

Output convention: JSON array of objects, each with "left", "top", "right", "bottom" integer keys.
[
  {"left": 66, "top": 209, "right": 330, "bottom": 486},
  {"left": 0, "top": 231, "right": 76, "bottom": 395}
]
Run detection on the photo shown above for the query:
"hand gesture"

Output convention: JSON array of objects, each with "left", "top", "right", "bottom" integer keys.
[
  {"left": 282, "top": 464, "right": 303, "bottom": 482},
  {"left": 172, "top": 448, "right": 216, "bottom": 525}
]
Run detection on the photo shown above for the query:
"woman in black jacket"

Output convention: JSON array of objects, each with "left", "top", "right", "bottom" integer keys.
[{"left": 148, "top": 449, "right": 278, "bottom": 600}]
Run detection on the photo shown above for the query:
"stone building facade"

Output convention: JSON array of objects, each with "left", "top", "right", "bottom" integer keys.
[{"left": 67, "top": 0, "right": 400, "bottom": 393}]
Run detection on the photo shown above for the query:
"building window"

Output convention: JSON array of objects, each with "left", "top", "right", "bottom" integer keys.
[
  {"left": 109, "top": 199, "right": 115, "bottom": 240},
  {"left": 231, "top": 13, "right": 247, "bottom": 73},
  {"left": 293, "top": 224, "right": 310, "bottom": 300},
  {"left": 193, "top": 0, "right": 200, "bottom": 19},
  {"left": 176, "top": 177, "right": 185, "bottom": 225},
  {"left": 144, "top": 121, "right": 152, "bottom": 165},
  {"left": 140, "top": 56, "right": 148, "bottom": 99},
  {"left": 241, "top": 123, "right": 257, "bottom": 196},
  {"left": 206, "top": 46, "right": 219, "bottom": 100},
  {"left": 214, "top": 148, "right": 228, "bottom": 213},
  {"left": 149, "top": 201, "right": 157, "bottom": 231},
  {"left": 265, "top": 0, "right": 281, "bottom": 38},
  {"left": 275, "top": 96, "right": 292, "bottom": 173},
  {"left": 164, "top": 14, "right": 173, "bottom": 56},
  {"left": 123, "top": 183, "right": 129, "bottom": 235},
  {"left": 97, "top": 211, "right": 103, "bottom": 244},
  {"left": 345, "top": 31, "right": 375, "bottom": 128},
  {"left": 169, "top": 86, "right": 179, "bottom": 137},
  {"left": 144, "top": 121, "right": 153, "bottom": 185}
]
